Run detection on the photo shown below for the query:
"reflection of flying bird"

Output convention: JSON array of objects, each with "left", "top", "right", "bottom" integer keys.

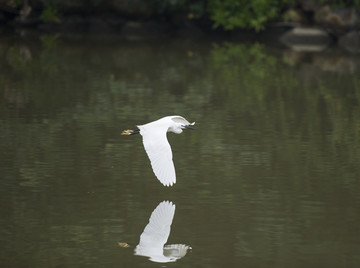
[
  {"left": 135, "top": 201, "right": 191, "bottom": 263},
  {"left": 121, "top": 116, "right": 195, "bottom": 186}
]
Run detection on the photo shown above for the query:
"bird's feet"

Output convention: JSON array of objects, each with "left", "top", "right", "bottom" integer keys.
[
  {"left": 121, "top": 129, "right": 134, "bottom": 135},
  {"left": 121, "top": 129, "right": 140, "bottom": 135}
]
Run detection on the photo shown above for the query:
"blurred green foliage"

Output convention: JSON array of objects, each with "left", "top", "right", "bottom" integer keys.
[
  {"left": 40, "top": 0, "right": 60, "bottom": 22},
  {"left": 207, "top": 0, "right": 360, "bottom": 30},
  {"left": 208, "top": 0, "right": 281, "bottom": 31},
  {"left": 9, "top": 0, "right": 360, "bottom": 29},
  {"left": 40, "top": 5, "right": 60, "bottom": 22}
]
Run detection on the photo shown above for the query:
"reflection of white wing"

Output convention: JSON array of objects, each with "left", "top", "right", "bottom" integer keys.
[
  {"left": 140, "top": 129, "right": 176, "bottom": 186},
  {"left": 135, "top": 201, "right": 176, "bottom": 263},
  {"left": 164, "top": 244, "right": 192, "bottom": 258}
]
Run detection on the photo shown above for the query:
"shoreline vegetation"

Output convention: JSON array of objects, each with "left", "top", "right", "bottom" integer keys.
[{"left": 0, "top": 1, "right": 359, "bottom": 52}]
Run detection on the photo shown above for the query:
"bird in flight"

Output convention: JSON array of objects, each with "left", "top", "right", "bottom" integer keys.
[{"left": 121, "top": 115, "right": 195, "bottom": 186}]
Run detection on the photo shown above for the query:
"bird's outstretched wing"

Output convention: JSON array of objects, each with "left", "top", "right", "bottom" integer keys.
[
  {"left": 135, "top": 201, "right": 176, "bottom": 262},
  {"left": 141, "top": 129, "right": 176, "bottom": 186},
  {"left": 138, "top": 201, "right": 175, "bottom": 248}
]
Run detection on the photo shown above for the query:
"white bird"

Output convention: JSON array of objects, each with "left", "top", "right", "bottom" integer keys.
[
  {"left": 121, "top": 116, "right": 195, "bottom": 186},
  {"left": 134, "top": 200, "right": 191, "bottom": 263}
]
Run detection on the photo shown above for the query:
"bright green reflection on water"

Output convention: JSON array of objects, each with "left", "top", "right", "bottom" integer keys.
[{"left": 1, "top": 34, "right": 360, "bottom": 267}]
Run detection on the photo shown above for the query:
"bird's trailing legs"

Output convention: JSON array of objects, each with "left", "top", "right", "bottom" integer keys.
[{"left": 121, "top": 129, "right": 140, "bottom": 136}]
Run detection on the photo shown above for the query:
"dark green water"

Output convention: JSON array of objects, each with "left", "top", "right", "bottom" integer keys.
[{"left": 1, "top": 34, "right": 360, "bottom": 267}]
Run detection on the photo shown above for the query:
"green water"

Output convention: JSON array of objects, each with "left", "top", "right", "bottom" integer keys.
[{"left": 1, "top": 34, "right": 360, "bottom": 267}]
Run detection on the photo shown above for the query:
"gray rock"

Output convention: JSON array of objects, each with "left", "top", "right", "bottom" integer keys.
[
  {"left": 280, "top": 27, "right": 332, "bottom": 51},
  {"left": 315, "top": 6, "right": 360, "bottom": 36}
]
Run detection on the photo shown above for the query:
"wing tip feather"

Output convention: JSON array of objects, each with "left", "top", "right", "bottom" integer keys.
[{"left": 162, "top": 180, "right": 176, "bottom": 187}]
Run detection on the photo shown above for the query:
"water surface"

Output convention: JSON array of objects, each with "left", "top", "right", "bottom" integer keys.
[{"left": 1, "top": 34, "right": 360, "bottom": 267}]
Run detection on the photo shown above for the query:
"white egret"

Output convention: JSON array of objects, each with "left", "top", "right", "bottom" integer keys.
[
  {"left": 121, "top": 116, "right": 195, "bottom": 186},
  {"left": 134, "top": 200, "right": 191, "bottom": 263}
]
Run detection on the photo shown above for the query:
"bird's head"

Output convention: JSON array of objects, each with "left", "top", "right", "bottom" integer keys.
[{"left": 168, "top": 117, "right": 195, "bottom": 134}]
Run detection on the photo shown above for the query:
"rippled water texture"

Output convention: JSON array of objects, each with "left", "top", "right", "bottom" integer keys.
[{"left": 1, "top": 34, "right": 360, "bottom": 267}]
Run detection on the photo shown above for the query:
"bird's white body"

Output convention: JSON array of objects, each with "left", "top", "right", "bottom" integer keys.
[{"left": 136, "top": 116, "right": 195, "bottom": 186}]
